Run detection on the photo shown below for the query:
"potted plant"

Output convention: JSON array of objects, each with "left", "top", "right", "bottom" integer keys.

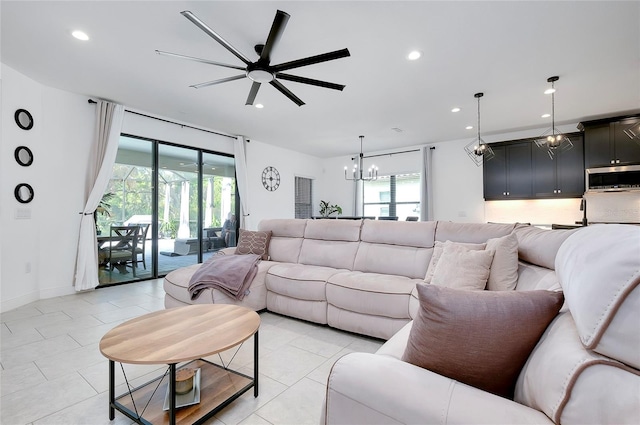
[
  {"left": 94, "top": 192, "right": 115, "bottom": 235},
  {"left": 319, "top": 200, "right": 342, "bottom": 218}
]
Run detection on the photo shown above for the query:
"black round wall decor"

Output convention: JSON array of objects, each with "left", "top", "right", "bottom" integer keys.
[
  {"left": 14, "top": 146, "right": 34, "bottom": 167},
  {"left": 14, "top": 183, "right": 34, "bottom": 204},
  {"left": 14, "top": 109, "right": 34, "bottom": 130},
  {"left": 262, "top": 166, "right": 280, "bottom": 191}
]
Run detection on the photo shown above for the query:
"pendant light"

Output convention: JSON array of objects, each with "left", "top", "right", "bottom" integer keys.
[
  {"left": 535, "top": 76, "right": 573, "bottom": 159},
  {"left": 464, "top": 92, "right": 494, "bottom": 166},
  {"left": 344, "top": 135, "right": 378, "bottom": 181}
]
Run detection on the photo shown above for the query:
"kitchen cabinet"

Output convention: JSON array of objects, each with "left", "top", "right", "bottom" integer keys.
[
  {"left": 533, "top": 133, "right": 585, "bottom": 198},
  {"left": 581, "top": 115, "right": 640, "bottom": 168},
  {"left": 483, "top": 142, "right": 533, "bottom": 200}
]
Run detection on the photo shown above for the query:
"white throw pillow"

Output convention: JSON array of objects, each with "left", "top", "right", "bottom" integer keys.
[
  {"left": 431, "top": 244, "right": 495, "bottom": 290},
  {"left": 424, "top": 240, "right": 486, "bottom": 283},
  {"left": 485, "top": 233, "right": 519, "bottom": 291}
]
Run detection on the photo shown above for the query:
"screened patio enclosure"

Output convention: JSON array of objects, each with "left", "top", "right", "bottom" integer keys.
[{"left": 96, "top": 135, "right": 237, "bottom": 286}]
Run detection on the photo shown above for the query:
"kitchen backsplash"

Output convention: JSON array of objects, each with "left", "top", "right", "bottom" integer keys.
[
  {"left": 584, "top": 191, "right": 640, "bottom": 223},
  {"left": 484, "top": 198, "right": 583, "bottom": 226}
]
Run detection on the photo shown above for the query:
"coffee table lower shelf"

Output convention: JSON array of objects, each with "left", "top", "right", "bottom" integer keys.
[{"left": 112, "top": 359, "right": 254, "bottom": 425}]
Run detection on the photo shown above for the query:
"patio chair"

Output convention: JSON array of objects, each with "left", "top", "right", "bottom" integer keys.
[
  {"left": 107, "top": 225, "right": 138, "bottom": 276},
  {"left": 132, "top": 224, "right": 150, "bottom": 270}
]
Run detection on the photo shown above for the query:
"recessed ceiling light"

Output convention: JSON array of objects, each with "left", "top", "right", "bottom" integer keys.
[
  {"left": 544, "top": 88, "right": 556, "bottom": 95},
  {"left": 255, "top": 103, "right": 264, "bottom": 109},
  {"left": 407, "top": 50, "right": 421, "bottom": 60},
  {"left": 541, "top": 113, "right": 551, "bottom": 118},
  {"left": 72, "top": 30, "right": 89, "bottom": 41},
  {"left": 466, "top": 126, "right": 473, "bottom": 130},
  {"left": 451, "top": 107, "right": 461, "bottom": 113}
]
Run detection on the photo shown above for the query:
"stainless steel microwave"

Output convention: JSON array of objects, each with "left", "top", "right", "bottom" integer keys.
[{"left": 586, "top": 164, "right": 640, "bottom": 192}]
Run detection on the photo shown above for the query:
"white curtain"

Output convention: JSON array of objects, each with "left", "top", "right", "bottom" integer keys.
[
  {"left": 234, "top": 136, "right": 251, "bottom": 229},
  {"left": 420, "top": 146, "right": 434, "bottom": 221},
  {"left": 177, "top": 181, "right": 190, "bottom": 238},
  {"left": 204, "top": 178, "right": 213, "bottom": 228},
  {"left": 74, "top": 101, "right": 125, "bottom": 291}
]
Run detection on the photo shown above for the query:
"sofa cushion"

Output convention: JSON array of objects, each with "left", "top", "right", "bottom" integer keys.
[
  {"left": 485, "top": 233, "right": 519, "bottom": 291},
  {"left": 360, "top": 219, "right": 436, "bottom": 248},
  {"left": 298, "top": 239, "right": 359, "bottom": 270},
  {"left": 258, "top": 219, "right": 306, "bottom": 263},
  {"left": 513, "top": 224, "right": 579, "bottom": 270},
  {"left": 555, "top": 223, "right": 640, "bottom": 369},
  {"left": 435, "top": 221, "right": 515, "bottom": 243},
  {"left": 266, "top": 263, "right": 342, "bottom": 301},
  {"left": 402, "top": 284, "right": 563, "bottom": 399},
  {"left": 304, "top": 218, "right": 362, "bottom": 241},
  {"left": 424, "top": 241, "right": 485, "bottom": 283},
  {"left": 235, "top": 229, "right": 272, "bottom": 260},
  {"left": 326, "top": 271, "right": 420, "bottom": 319},
  {"left": 353, "top": 242, "right": 433, "bottom": 279},
  {"left": 515, "top": 312, "right": 640, "bottom": 424},
  {"left": 431, "top": 244, "right": 494, "bottom": 290}
]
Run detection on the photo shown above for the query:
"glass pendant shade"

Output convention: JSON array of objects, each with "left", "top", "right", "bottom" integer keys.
[
  {"left": 536, "top": 76, "right": 573, "bottom": 159},
  {"left": 464, "top": 92, "right": 494, "bottom": 166}
]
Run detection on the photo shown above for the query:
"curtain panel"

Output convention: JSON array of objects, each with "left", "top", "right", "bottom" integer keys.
[
  {"left": 234, "top": 136, "right": 251, "bottom": 230},
  {"left": 74, "top": 101, "right": 125, "bottom": 291},
  {"left": 420, "top": 146, "right": 434, "bottom": 221}
]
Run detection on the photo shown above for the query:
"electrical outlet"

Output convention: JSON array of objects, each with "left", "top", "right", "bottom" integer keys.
[
  {"left": 458, "top": 211, "right": 467, "bottom": 217},
  {"left": 25, "top": 262, "right": 31, "bottom": 273},
  {"left": 15, "top": 208, "right": 31, "bottom": 219}
]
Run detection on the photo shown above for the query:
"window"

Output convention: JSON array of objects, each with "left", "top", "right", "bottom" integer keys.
[
  {"left": 295, "top": 177, "right": 313, "bottom": 219},
  {"left": 364, "top": 173, "right": 420, "bottom": 219}
]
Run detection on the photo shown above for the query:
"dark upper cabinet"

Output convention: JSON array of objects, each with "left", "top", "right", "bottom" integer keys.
[
  {"left": 582, "top": 115, "right": 640, "bottom": 168},
  {"left": 483, "top": 142, "right": 532, "bottom": 200},
  {"left": 533, "top": 133, "right": 585, "bottom": 198}
]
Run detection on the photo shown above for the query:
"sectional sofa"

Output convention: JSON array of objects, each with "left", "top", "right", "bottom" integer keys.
[{"left": 163, "top": 218, "right": 640, "bottom": 424}]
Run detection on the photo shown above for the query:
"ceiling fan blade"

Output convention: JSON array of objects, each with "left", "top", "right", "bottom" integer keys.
[
  {"left": 155, "top": 50, "right": 245, "bottom": 71},
  {"left": 246, "top": 82, "right": 261, "bottom": 105},
  {"left": 260, "top": 10, "right": 290, "bottom": 63},
  {"left": 270, "top": 80, "right": 305, "bottom": 106},
  {"left": 181, "top": 10, "right": 251, "bottom": 65},
  {"left": 276, "top": 73, "right": 345, "bottom": 91},
  {"left": 190, "top": 74, "right": 246, "bottom": 89},
  {"left": 272, "top": 48, "right": 351, "bottom": 72}
]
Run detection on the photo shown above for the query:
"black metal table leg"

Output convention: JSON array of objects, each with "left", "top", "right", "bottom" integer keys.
[
  {"left": 169, "top": 363, "right": 176, "bottom": 425},
  {"left": 109, "top": 360, "right": 115, "bottom": 420},
  {"left": 254, "top": 330, "right": 259, "bottom": 397}
]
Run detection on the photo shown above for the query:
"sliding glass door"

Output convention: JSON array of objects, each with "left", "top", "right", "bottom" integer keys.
[{"left": 96, "top": 135, "right": 236, "bottom": 286}]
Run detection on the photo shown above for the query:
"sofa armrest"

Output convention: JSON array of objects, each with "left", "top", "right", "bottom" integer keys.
[{"left": 323, "top": 352, "right": 553, "bottom": 425}]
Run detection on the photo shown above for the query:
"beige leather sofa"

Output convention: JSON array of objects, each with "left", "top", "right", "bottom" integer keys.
[
  {"left": 323, "top": 223, "right": 640, "bottom": 424},
  {"left": 165, "top": 218, "right": 518, "bottom": 339},
  {"left": 163, "top": 219, "right": 639, "bottom": 423}
]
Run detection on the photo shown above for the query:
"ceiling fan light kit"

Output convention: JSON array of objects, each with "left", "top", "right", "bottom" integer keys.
[
  {"left": 535, "top": 76, "right": 573, "bottom": 159},
  {"left": 157, "top": 9, "right": 350, "bottom": 107},
  {"left": 464, "top": 92, "right": 495, "bottom": 167}
]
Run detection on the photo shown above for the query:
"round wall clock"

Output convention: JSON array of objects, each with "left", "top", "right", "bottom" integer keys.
[{"left": 262, "top": 166, "right": 280, "bottom": 191}]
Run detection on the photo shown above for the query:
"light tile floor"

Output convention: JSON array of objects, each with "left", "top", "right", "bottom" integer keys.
[{"left": 0, "top": 279, "right": 383, "bottom": 425}]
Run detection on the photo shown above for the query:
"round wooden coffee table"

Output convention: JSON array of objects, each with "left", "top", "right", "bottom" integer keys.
[{"left": 100, "top": 304, "right": 260, "bottom": 425}]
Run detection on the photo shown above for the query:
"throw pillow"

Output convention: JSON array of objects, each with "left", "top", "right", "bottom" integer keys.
[
  {"left": 485, "top": 233, "right": 519, "bottom": 291},
  {"left": 424, "top": 240, "right": 486, "bottom": 283},
  {"left": 402, "top": 284, "right": 564, "bottom": 399},
  {"left": 430, "top": 244, "right": 494, "bottom": 290},
  {"left": 235, "top": 229, "right": 272, "bottom": 260}
]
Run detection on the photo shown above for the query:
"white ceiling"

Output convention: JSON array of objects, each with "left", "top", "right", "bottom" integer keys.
[{"left": 2, "top": 1, "right": 639, "bottom": 158}]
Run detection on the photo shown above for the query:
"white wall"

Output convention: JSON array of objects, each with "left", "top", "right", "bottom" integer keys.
[
  {"left": 1, "top": 64, "right": 95, "bottom": 311},
  {"left": 243, "top": 139, "right": 323, "bottom": 227}
]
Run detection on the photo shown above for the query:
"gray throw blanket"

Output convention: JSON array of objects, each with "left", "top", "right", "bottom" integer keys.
[{"left": 188, "top": 254, "right": 261, "bottom": 301}]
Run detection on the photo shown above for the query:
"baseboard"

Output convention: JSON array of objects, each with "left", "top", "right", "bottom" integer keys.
[{"left": 1, "top": 285, "right": 77, "bottom": 313}]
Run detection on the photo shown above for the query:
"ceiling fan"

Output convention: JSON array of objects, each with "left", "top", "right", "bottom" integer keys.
[{"left": 156, "top": 10, "right": 351, "bottom": 107}]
